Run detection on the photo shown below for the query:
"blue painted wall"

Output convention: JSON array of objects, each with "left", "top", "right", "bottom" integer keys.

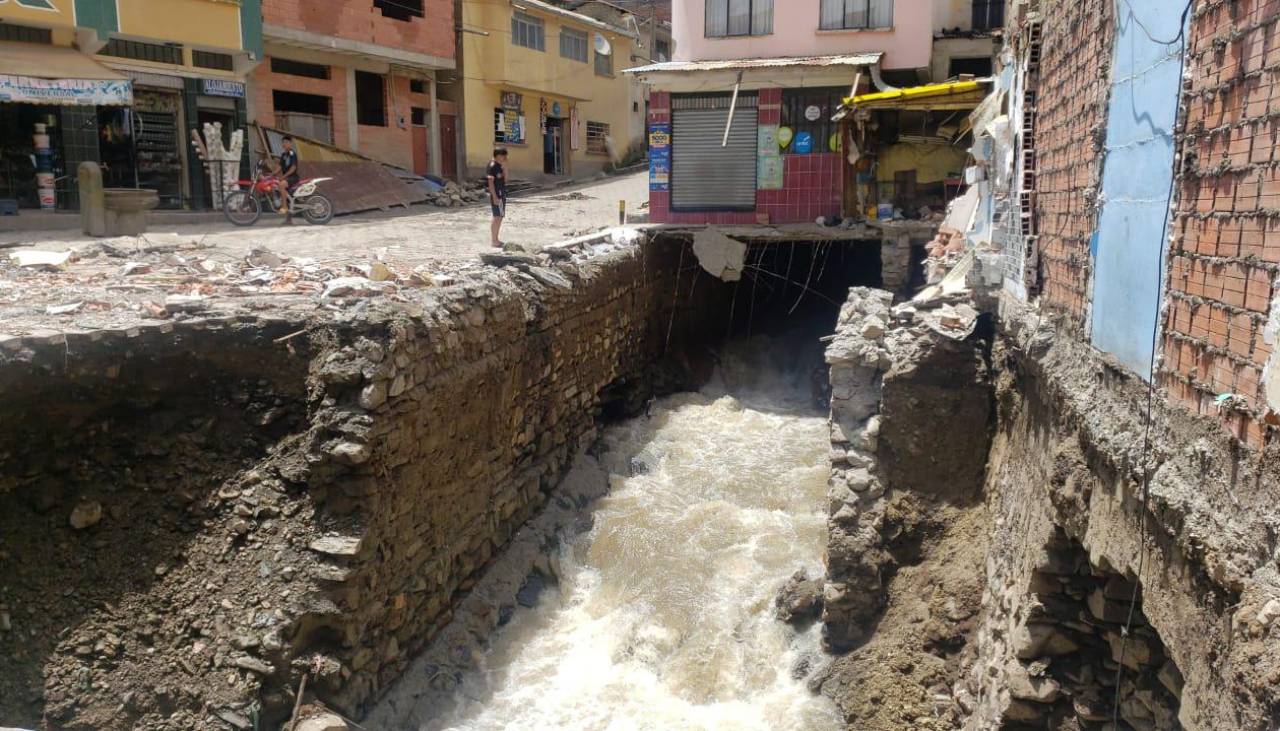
[{"left": 1090, "top": 0, "right": 1188, "bottom": 380}]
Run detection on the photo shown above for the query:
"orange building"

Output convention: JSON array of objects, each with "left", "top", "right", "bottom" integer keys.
[{"left": 249, "top": 0, "right": 457, "bottom": 177}]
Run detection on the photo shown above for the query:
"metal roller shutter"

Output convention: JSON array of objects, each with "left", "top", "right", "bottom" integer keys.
[{"left": 672, "top": 94, "right": 758, "bottom": 211}]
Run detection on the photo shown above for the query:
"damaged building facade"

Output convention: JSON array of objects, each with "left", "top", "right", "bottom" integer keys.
[{"left": 802, "top": 0, "right": 1280, "bottom": 728}]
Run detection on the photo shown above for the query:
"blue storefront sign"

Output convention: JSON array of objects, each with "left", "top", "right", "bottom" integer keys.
[
  {"left": 201, "top": 79, "right": 245, "bottom": 99},
  {"left": 0, "top": 75, "right": 132, "bottom": 106},
  {"left": 649, "top": 122, "right": 671, "bottom": 192}
]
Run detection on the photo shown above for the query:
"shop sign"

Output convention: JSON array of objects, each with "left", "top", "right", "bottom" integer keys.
[
  {"left": 201, "top": 79, "right": 245, "bottom": 99},
  {"left": 0, "top": 75, "right": 133, "bottom": 106},
  {"left": 804, "top": 105, "right": 822, "bottom": 122},
  {"left": 648, "top": 122, "right": 670, "bottom": 191},
  {"left": 501, "top": 91, "right": 523, "bottom": 111},
  {"left": 551, "top": 101, "right": 562, "bottom": 117}
]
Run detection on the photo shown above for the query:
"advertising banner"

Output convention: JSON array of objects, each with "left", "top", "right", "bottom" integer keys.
[
  {"left": 0, "top": 75, "right": 133, "bottom": 106},
  {"left": 648, "top": 122, "right": 670, "bottom": 191}
]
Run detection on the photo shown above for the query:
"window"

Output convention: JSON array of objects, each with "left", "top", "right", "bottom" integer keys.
[
  {"left": 193, "top": 50, "right": 234, "bottom": 71},
  {"left": 586, "top": 121, "right": 610, "bottom": 155},
  {"left": 949, "top": 56, "right": 993, "bottom": 77},
  {"left": 654, "top": 38, "right": 670, "bottom": 62},
  {"left": 355, "top": 71, "right": 387, "bottom": 127},
  {"left": 972, "top": 0, "right": 1004, "bottom": 31},
  {"left": 705, "top": 0, "right": 773, "bottom": 37},
  {"left": 273, "top": 91, "right": 333, "bottom": 143},
  {"left": 100, "top": 38, "right": 183, "bottom": 65},
  {"left": 375, "top": 0, "right": 423, "bottom": 21},
  {"left": 560, "top": 28, "right": 589, "bottom": 62},
  {"left": 270, "top": 57, "right": 330, "bottom": 80},
  {"left": 818, "top": 0, "right": 893, "bottom": 30},
  {"left": 512, "top": 12, "right": 546, "bottom": 51},
  {"left": 409, "top": 79, "right": 427, "bottom": 94},
  {"left": 0, "top": 24, "right": 52, "bottom": 44},
  {"left": 780, "top": 87, "right": 844, "bottom": 155},
  {"left": 594, "top": 49, "right": 613, "bottom": 76}
]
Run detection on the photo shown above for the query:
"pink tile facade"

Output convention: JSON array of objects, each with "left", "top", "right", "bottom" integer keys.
[{"left": 648, "top": 89, "right": 845, "bottom": 225}]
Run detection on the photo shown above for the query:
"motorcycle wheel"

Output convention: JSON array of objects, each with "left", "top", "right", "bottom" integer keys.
[
  {"left": 223, "top": 191, "right": 261, "bottom": 227},
  {"left": 301, "top": 193, "right": 334, "bottom": 225}
]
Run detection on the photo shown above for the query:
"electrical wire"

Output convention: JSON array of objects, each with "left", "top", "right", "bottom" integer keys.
[{"left": 1108, "top": 0, "right": 1194, "bottom": 725}]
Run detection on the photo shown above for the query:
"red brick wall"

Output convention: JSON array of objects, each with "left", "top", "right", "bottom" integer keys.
[
  {"left": 1160, "top": 0, "right": 1280, "bottom": 447},
  {"left": 262, "top": 0, "right": 454, "bottom": 60},
  {"left": 251, "top": 61, "right": 351, "bottom": 147},
  {"left": 1033, "top": 0, "right": 1116, "bottom": 325},
  {"left": 647, "top": 88, "right": 843, "bottom": 225}
]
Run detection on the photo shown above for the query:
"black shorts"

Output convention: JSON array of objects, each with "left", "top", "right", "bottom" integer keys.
[{"left": 491, "top": 198, "right": 507, "bottom": 218}]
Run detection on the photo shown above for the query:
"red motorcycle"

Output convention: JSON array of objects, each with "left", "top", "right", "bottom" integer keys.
[{"left": 223, "top": 160, "right": 334, "bottom": 226}]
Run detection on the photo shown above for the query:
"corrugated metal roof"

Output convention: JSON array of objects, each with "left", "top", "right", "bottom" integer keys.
[{"left": 625, "top": 52, "right": 883, "bottom": 75}]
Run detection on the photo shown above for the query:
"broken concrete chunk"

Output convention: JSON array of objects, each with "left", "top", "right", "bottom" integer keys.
[
  {"left": 120, "top": 261, "right": 151, "bottom": 276},
  {"left": 691, "top": 227, "right": 747, "bottom": 282},
  {"left": 322, "top": 277, "right": 394, "bottom": 299},
  {"left": 308, "top": 536, "right": 363, "bottom": 557},
  {"left": 480, "top": 251, "right": 539, "bottom": 268},
  {"left": 69, "top": 501, "right": 103, "bottom": 530},
  {"left": 9, "top": 249, "right": 72, "bottom": 269}
]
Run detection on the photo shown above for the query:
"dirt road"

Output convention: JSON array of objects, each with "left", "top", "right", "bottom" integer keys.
[{"left": 0, "top": 172, "right": 648, "bottom": 266}]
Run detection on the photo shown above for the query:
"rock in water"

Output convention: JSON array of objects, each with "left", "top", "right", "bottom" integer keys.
[
  {"left": 69, "top": 501, "right": 103, "bottom": 530},
  {"left": 775, "top": 569, "right": 825, "bottom": 624}
]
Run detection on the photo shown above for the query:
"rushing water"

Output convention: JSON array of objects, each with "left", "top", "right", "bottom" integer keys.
[{"left": 437, "top": 348, "right": 841, "bottom": 731}]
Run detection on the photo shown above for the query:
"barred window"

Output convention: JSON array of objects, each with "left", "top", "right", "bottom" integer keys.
[
  {"left": 101, "top": 38, "right": 183, "bottom": 65},
  {"left": 512, "top": 12, "right": 546, "bottom": 51},
  {"left": 586, "top": 121, "right": 610, "bottom": 155},
  {"left": 193, "top": 50, "right": 234, "bottom": 71},
  {"left": 818, "top": 0, "right": 893, "bottom": 30},
  {"left": 560, "top": 28, "right": 588, "bottom": 62},
  {"left": 705, "top": 0, "right": 773, "bottom": 37}
]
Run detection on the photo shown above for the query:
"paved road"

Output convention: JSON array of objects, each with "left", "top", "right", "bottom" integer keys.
[{"left": 0, "top": 172, "right": 649, "bottom": 266}]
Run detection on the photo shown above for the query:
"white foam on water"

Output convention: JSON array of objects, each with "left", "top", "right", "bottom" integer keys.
[{"left": 438, "top": 363, "right": 840, "bottom": 731}]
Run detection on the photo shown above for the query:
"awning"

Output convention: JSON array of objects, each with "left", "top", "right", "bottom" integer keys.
[
  {"left": 0, "top": 41, "right": 132, "bottom": 106},
  {"left": 839, "top": 80, "right": 989, "bottom": 113},
  {"left": 626, "top": 52, "right": 883, "bottom": 76}
]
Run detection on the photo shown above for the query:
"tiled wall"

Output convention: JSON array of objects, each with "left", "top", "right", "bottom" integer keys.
[
  {"left": 1160, "top": 0, "right": 1280, "bottom": 447},
  {"left": 648, "top": 87, "right": 843, "bottom": 225}
]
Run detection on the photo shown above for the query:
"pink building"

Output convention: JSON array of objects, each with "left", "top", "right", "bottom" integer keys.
[{"left": 628, "top": 0, "right": 937, "bottom": 225}]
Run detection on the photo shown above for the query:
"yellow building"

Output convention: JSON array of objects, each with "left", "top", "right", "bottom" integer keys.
[
  {"left": 457, "top": 0, "right": 643, "bottom": 181},
  {"left": 0, "top": 0, "right": 261, "bottom": 210}
]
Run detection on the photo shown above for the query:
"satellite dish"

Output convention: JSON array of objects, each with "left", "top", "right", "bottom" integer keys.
[{"left": 594, "top": 33, "right": 612, "bottom": 56}]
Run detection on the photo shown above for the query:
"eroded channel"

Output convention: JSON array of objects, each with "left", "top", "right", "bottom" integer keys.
[{"left": 394, "top": 343, "right": 839, "bottom": 730}]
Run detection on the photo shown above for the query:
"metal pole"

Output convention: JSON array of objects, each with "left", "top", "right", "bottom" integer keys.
[{"left": 722, "top": 71, "right": 743, "bottom": 147}]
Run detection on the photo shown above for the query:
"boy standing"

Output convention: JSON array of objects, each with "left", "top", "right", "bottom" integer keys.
[{"left": 486, "top": 148, "right": 509, "bottom": 248}]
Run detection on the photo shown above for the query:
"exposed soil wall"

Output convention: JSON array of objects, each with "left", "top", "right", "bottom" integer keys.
[{"left": 962, "top": 302, "right": 1280, "bottom": 730}]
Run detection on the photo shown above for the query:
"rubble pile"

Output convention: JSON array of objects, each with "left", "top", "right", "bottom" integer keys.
[{"left": 427, "top": 180, "right": 488, "bottom": 208}]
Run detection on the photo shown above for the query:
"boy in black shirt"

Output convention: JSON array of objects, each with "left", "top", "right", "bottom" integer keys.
[
  {"left": 486, "top": 148, "right": 508, "bottom": 248},
  {"left": 276, "top": 136, "right": 299, "bottom": 221}
]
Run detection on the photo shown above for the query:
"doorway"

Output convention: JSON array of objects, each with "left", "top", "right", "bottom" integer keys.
[
  {"left": 543, "top": 117, "right": 565, "bottom": 176},
  {"left": 440, "top": 114, "right": 458, "bottom": 181},
  {"left": 410, "top": 106, "right": 429, "bottom": 177},
  {"left": 196, "top": 108, "right": 236, "bottom": 209}
]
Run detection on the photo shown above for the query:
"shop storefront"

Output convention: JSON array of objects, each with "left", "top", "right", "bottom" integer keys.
[{"left": 0, "top": 41, "right": 133, "bottom": 211}]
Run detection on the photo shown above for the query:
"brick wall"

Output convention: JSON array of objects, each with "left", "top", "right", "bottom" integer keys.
[
  {"left": 1033, "top": 0, "right": 1116, "bottom": 325},
  {"left": 1160, "top": 0, "right": 1280, "bottom": 447},
  {"left": 251, "top": 60, "right": 351, "bottom": 146},
  {"left": 262, "top": 0, "right": 453, "bottom": 60},
  {"left": 647, "top": 88, "right": 844, "bottom": 225}
]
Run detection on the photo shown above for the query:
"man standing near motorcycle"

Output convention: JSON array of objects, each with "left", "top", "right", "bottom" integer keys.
[{"left": 277, "top": 136, "right": 299, "bottom": 223}]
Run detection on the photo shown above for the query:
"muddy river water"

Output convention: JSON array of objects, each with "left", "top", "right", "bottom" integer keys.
[{"left": 431, "top": 354, "right": 841, "bottom": 730}]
